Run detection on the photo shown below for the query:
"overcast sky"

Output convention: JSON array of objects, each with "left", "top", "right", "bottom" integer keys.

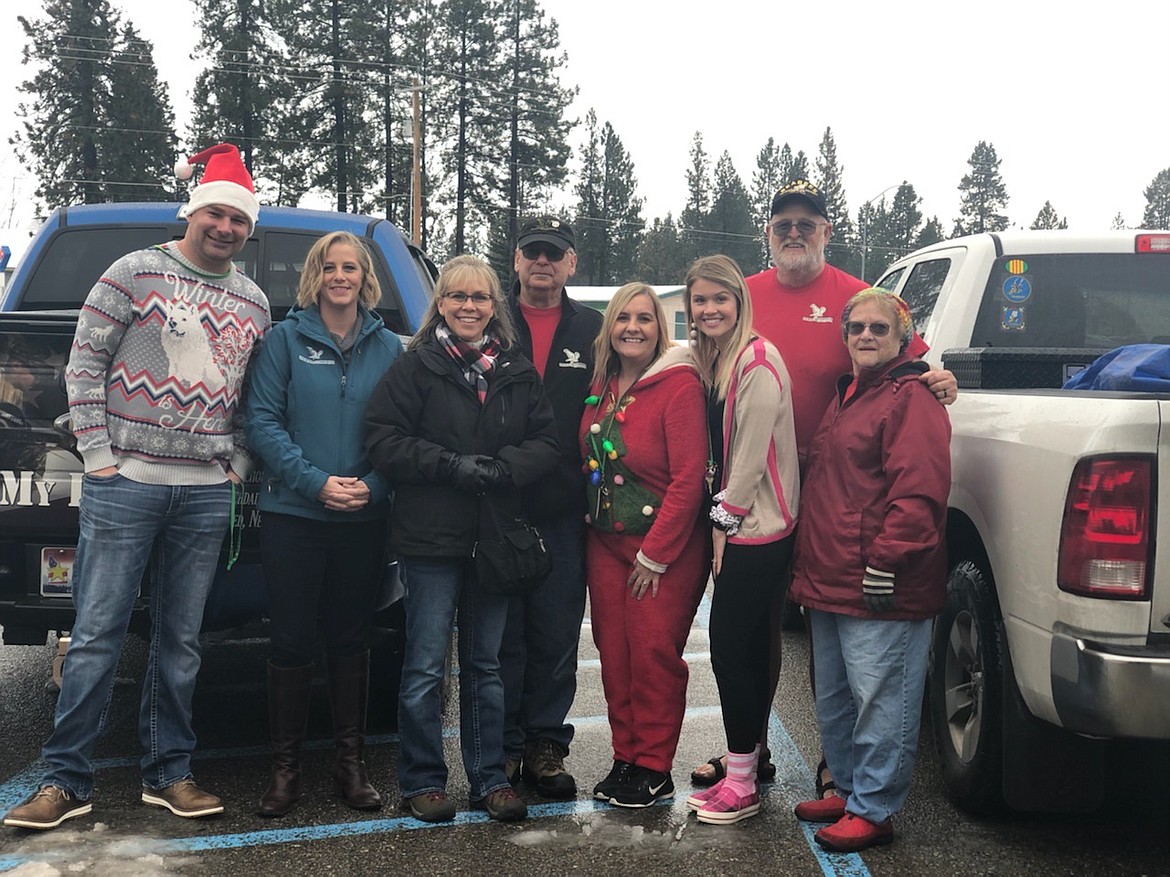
[{"left": 2, "top": 0, "right": 1168, "bottom": 239}]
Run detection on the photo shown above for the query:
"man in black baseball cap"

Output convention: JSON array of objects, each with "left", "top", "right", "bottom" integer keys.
[
  {"left": 516, "top": 215, "right": 576, "bottom": 252},
  {"left": 500, "top": 215, "right": 601, "bottom": 800},
  {"left": 770, "top": 178, "right": 829, "bottom": 221}
]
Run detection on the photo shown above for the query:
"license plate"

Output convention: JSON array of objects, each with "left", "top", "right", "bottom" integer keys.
[{"left": 40, "top": 547, "right": 76, "bottom": 597}]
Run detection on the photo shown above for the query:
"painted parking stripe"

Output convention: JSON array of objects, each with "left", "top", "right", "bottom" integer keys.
[{"left": 2, "top": 593, "right": 870, "bottom": 876}]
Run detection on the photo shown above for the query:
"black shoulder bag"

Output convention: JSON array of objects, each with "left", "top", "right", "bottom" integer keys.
[{"left": 473, "top": 495, "right": 553, "bottom": 595}]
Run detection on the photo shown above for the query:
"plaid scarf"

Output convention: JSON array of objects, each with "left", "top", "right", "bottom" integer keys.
[{"left": 436, "top": 324, "right": 500, "bottom": 403}]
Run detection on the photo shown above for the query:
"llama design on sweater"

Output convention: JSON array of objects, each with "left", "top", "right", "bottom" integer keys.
[{"left": 160, "top": 293, "right": 226, "bottom": 391}]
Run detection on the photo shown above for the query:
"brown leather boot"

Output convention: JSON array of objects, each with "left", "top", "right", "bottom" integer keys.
[
  {"left": 327, "top": 651, "right": 382, "bottom": 810},
  {"left": 256, "top": 662, "right": 313, "bottom": 817}
]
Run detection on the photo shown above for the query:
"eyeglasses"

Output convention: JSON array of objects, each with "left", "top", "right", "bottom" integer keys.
[
  {"left": 520, "top": 243, "right": 567, "bottom": 262},
  {"left": 769, "top": 219, "right": 824, "bottom": 238},
  {"left": 845, "top": 321, "right": 892, "bottom": 337},
  {"left": 443, "top": 292, "right": 493, "bottom": 306}
]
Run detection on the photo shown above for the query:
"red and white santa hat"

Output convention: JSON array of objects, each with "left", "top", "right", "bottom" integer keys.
[{"left": 174, "top": 143, "right": 260, "bottom": 231}]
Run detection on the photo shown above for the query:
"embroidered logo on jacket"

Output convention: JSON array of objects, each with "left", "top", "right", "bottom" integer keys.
[
  {"left": 558, "top": 348, "right": 587, "bottom": 369},
  {"left": 802, "top": 304, "right": 832, "bottom": 324},
  {"left": 298, "top": 345, "right": 336, "bottom": 365}
]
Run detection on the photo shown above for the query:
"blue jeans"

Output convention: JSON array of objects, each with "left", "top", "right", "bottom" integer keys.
[
  {"left": 809, "top": 609, "right": 931, "bottom": 824},
  {"left": 500, "top": 512, "right": 586, "bottom": 755},
  {"left": 397, "top": 556, "right": 510, "bottom": 800},
  {"left": 41, "top": 474, "right": 231, "bottom": 798}
]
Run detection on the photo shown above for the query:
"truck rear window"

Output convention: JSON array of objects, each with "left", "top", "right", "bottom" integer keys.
[
  {"left": 0, "top": 332, "right": 72, "bottom": 429},
  {"left": 970, "top": 254, "right": 1170, "bottom": 350}
]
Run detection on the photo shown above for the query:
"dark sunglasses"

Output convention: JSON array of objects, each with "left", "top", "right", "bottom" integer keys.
[
  {"left": 769, "top": 219, "right": 824, "bottom": 237},
  {"left": 846, "top": 321, "right": 892, "bottom": 337},
  {"left": 521, "top": 243, "right": 567, "bottom": 262}
]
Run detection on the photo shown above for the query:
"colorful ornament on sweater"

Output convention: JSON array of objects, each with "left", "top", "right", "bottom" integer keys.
[{"left": 583, "top": 389, "right": 659, "bottom": 535}]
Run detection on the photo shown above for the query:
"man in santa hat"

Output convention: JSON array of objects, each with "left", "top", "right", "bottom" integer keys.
[{"left": 3, "top": 144, "right": 272, "bottom": 831}]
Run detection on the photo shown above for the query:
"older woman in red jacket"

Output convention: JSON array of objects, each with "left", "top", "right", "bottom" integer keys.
[{"left": 789, "top": 289, "right": 951, "bottom": 853}]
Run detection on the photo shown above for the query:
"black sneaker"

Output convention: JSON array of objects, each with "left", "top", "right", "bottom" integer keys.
[
  {"left": 592, "top": 760, "right": 632, "bottom": 801},
  {"left": 608, "top": 766, "right": 674, "bottom": 808},
  {"left": 522, "top": 738, "right": 577, "bottom": 799}
]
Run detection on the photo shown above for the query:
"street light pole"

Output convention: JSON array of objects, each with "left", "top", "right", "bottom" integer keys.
[{"left": 860, "top": 184, "right": 900, "bottom": 283}]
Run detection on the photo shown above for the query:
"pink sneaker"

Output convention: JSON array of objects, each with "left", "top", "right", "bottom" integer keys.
[
  {"left": 695, "top": 783, "right": 761, "bottom": 825},
  {"left": 685, "top": 778, "right": 725, "bottom": 811}
]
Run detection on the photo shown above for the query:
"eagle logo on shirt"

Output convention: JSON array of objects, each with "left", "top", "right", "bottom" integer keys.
[
  {"left": 298, "top": 345, "right": 336, "bottom": 365},
  {"left": 559, "top": 348, "right": 587, "bottom": 369},
  {"left": 803, "top": 304, "right": 832, "bottom": 324}
]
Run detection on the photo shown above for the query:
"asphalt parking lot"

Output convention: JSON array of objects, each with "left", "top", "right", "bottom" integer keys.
[{"left": 3, "top": 586, "right": 1170, "bottom": 876}]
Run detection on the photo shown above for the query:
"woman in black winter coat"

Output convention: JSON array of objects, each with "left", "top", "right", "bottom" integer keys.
[{"left": 364, "top": 254, "right": 558, "bottom": 824}]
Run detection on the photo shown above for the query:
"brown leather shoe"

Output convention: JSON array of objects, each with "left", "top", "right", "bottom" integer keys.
[
  {"left": 141, "top": 779, "right": 224, "bottom": 818},
  {"left": 401, "top": 791, "right": 456, "bottom": 823},
  {"left": 473, "top": 786, "right": 527, "bottom": 822},
  {"left": 3, "top": 787, "right": 92, "bottom": 830}
]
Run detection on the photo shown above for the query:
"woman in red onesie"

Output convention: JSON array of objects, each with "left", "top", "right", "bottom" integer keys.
[{"left": 581, "top": 282, "right": 708, "bottom": 809}]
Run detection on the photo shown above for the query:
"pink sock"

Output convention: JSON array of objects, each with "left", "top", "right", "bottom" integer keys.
[{"left": 724, "top": 747, "right": 758, "bottom": 797}]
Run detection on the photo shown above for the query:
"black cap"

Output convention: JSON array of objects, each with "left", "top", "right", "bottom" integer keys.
[
  {"left": 770, "top": 179, "right": 828, "bottom": 221},
  {"left": 517, "top": 215, "right": 575, "bottom": 251}
]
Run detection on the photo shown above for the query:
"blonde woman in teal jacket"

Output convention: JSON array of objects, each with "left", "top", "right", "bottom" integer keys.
[{"left": 245, "top": 232, "right": 402, "bottom": 818}]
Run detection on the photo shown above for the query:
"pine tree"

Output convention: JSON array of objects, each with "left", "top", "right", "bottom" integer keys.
[
  {"left": 776, "top": 143, "right": 810, "bottom": 185},
  {"left": 679, "top": 131, "right": 711, "bottom": 260},
  {"left": 815, "top": 127, "right": 855, "bottom": 275},
  {"left": 189, "top": 0, "right": 297, "bottom": 204},
  {"left": 915, "top": 217, "right": 945, "bottom": 249},
  {"left": 635, "top": 214, "right": 688, "bottom": 284},
  {"left": 1141, "top": 168, "right": 1170, "bottom": 230},
  {"left": 99, "top": 22, "right": 177, "bottom": 202},
  {"left": 1111, "top": 212, "right": 1128, "bottom": 230},
  {"left": 573, "top": 112, "right": 642, "bottom": 285},
  {"left": 1030, "top": 200, "right": 1068, "bottom": 230},
  {"left": 14, "top": 0, "right": 176, "bottom": 208},
  {"left": 497, "top": 0, "right": 576, "bottom": 247},
  {"left": 955, "top": 140, "right": 1009, "bottom": 233},
  {"left": 708, "top": 151, "right": 759, "bottom": 272},
  {"left": 751, "top": 138, "right": 781, "bottom": 267},
  {"left": 432, "top": 0, "right": 506, "bottom": 253}
]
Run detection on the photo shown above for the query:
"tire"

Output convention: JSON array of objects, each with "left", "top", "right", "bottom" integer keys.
[{"left": 929, "top": 560, "right": 1005, "bottom": 815}]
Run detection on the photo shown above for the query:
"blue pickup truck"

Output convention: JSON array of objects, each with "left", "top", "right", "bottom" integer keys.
[{"left": 0, "top": 203, "right": 435, "bottom": 687}]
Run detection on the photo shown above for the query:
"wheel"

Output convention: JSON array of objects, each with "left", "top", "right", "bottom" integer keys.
[{"left": 929, "top": 560, "right": 1005, "bottom": 814}]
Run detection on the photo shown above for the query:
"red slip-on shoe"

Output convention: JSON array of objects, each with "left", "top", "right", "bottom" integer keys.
[
  {"left": 814, "top": 813, "right": 894, "bottom": 853},
  {"left": 793, "top": 794, "right": 847, "bottom": 823}
]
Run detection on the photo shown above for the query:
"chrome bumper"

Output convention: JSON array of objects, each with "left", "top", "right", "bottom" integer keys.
[{"left": 1050, "top": 632, "right": 1170, "bottom": 738}]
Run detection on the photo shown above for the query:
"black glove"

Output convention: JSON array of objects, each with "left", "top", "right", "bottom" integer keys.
[
  {"left": 862, "top": 566, "right": 896, "bottom": 613},
  {"left": 443, "top": 453, "right": 491, "bottom": 492},
  {"left": 475, "top": 457, "right": 512, "bottom": 490}
]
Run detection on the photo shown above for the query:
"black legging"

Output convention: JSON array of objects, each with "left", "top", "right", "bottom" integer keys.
[
  {"left": 259, "top": 511, "right": 387, "bottom": 667},
  {"left": 709, "top": 534, "right": 795, "bottom": 753}
]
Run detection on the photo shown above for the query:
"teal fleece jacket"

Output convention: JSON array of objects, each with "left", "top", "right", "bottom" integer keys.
[{"left": 245, "top": 304, "right": 403, "bottom": 522}]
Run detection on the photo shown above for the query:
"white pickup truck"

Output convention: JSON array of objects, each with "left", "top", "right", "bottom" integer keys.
[{"left": 875, "top": 230, "right": 1170, "bottom": 814}]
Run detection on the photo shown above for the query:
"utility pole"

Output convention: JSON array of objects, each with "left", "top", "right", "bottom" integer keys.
[{"left": 411, "top": 78, "right": 422, "bottom": 247}]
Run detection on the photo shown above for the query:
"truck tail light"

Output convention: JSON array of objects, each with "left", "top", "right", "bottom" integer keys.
[
  {"left": 1058, "top": 456, "right": 1154, "bottom": 599},
  {"left": 1135, "top": 234, "right": 1170, "bottom": 253}
]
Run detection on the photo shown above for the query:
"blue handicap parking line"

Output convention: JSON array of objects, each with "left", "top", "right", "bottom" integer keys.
[{"left": 2, "top": 593, "right": 869, "bottom": 876}]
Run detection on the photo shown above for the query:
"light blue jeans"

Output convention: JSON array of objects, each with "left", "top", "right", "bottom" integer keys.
[
  {"left": 397, "top": 556, "right": 510, "bottom": 801},
  {"left": 41, "top": 474, "right": 231, "bottom": 798},
  {"left": 808, "top": 609, "right": 932, "bottom": 824}
]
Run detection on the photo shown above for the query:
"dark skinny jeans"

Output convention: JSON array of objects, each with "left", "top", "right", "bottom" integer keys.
[{"left": 259, "top": 511, "right": 387, "bottom": 667}]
